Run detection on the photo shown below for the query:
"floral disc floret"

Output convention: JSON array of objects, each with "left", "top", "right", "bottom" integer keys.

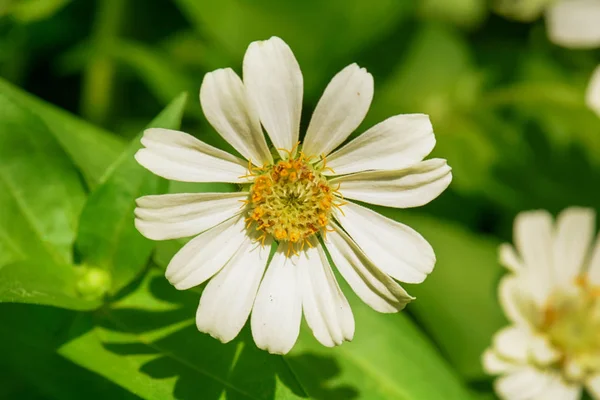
[
  {"left": 542, "top": 277, "right": 600, "bottom": 381},
  {"left": 245, "top": 149, "right": 342, "bottom": 252}
]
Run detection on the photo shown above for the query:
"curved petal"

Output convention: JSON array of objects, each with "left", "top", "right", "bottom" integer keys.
[
  {"left": 324, "top": 114, "right": 435, "bottom": 176},
  {"left": 587, "top": 375, "right": 600, "bottom": 399},
  {"left": 325, "top": 223, "right": 414, "bottom": 313},
  {"left": 302, "top": 63, "right": 373, "bottom": 157},
  {"left": 499, "top": 243, "right": 524, "bottom": 273},
  {"left": 493, "top": 326, "right": 533, "bottom": 363},
  {"left": 196, "top": 237, "right": 271, "bottom": 343},
  {"left": 200, "top": 68, "right": 272, "bottom": 165},
  {"left": 499, "top": 276, "right": 539, "bottom": 328},
  {"left": 331, "top": 158, "right": 452, "bottom": 208},
  {"left": 165, "top": 215, "right": 247, "bottom": 290},
  {"left": 546, "top": 0, "right": 600, "bottom": 49},
  {"left": 585, "top": 65, "right": 600, "bottom": 118},
  {"left": 135, "top": 128, "right": 248, "bottom": 183},
  {"left": 300, "top": 242, "right": 354, "bottom": 347},
  {"left": 495, "top": 369, "right": 554, "bottom": 400},
  {"left": 482, "top": 349, "right": 520, "bottom": 375},
  {"left": 514, "top": 210, "right": 555, "bottom": 305},
  {"left": 134, "top": 192, "right": 247, "bottom": 240},
  {"left": 243, "top": 36, "right": 303, "bottom": 158},
  {"left": 588, "top": 235, "right": 600, "bottom": 285},
  {"left": 334, "top": 201, "right": 435, "bottom": 284},
  {"left": 251, "top": 246, "right": 302, "bottom": 354},
  {"left": 534, "top": 375, "right": 581, "bottom": 400},
  {"left": 553, "top": 207, "right": 595, "bottom": 284}
]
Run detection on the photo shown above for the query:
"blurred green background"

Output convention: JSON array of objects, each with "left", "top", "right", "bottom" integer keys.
[{"left": 1, "top": 0, "right": 599, "bottom": 399}]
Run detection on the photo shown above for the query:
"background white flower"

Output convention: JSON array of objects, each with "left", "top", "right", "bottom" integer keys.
[
  {"left": 133, "top": 36, "right": 452, "bottom": 354},
  {"left": 483, "top": 207, "right": 600, "bottom": 400}
]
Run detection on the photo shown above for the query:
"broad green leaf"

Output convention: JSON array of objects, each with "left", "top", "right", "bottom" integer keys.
[
  {"left": 59, "top": 269, "right": 306, "bottom": 400},
  {"left": 375, "top": 207, "right": 506, "bottom": 381},
  {"left": 173, "top": 0, "right": 413, "bottom": 95},
  {"left": 0, "top": 77, "right": 125, "bottom": 188},
  {"left": 0, "top": 260, "right": 101, "bottom": 310},
  {"left": 0, "top": 305, "right": 139, "bottom": 400},
  {"left": 75, "top": 93, "right": 188, "bottom": 294},
  {"left": 7, "top": 0, "right": 71, "bottom": 23},
  {"left": 0, "top": 91, "right": 85, "bottom": 265}
]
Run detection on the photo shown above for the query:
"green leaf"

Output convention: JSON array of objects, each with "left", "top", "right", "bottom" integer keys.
[
  {"left": 0, "top": 261, "right": 101, "bottom": 310},
  {"left": 75, "top": 93, "right": 188, "bottom": 294},
  {"left": 0, "top": 305, "right": 139, "bottom": 400},
  {"left": 0, "top": 77, "right": 125, "bottom": 189},
  {"left": 375, "top": 208, "right": 506, "bottom": 381},
  {"left": 59, "top": 269, "right": 306, "bottom": 400}
]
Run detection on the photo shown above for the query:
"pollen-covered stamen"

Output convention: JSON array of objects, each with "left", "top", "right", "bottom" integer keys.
[
  {"left": 541, "top": 276, "right": 600, "bottom": 381},
  {"left": 246, "top": 150, "right": 343, "bottom": 251}
]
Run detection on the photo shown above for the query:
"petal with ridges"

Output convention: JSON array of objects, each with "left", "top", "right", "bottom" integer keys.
[
  {"left": 302, "top": 63, "right": 373, "bottom": 157},
  {"left": 495, "top": 368, "right": 554, "bottom": 400},
  {"left": 134, "top": 192, "right": 247, "bottom": 240},
  {"left": 331, "top": 158, "right": 452, "bottom": 208},
  {"left": 333, "top": 201, "right": 435, "bottom": 284},
  {"left": 482, "top": 349, "right": 520, "bottom": 374},
  {"left": 165, "top": 215, "right": 247, "bottom": 290},
  {"left": 243, "top": 36, "right": 302, "bottom": 158},
  {"left": 324, "top": 114, "right": 435, "bottom": 176},
  {"left": 251, "top": 246, "right": 302, "bottom": 354},
  {"left": 196, "top": 237, "right": 271, "bottom": 343},
  {"left": 546, "top": 0, "right": 600, "bottom": 49},
  {"left": 553, "top": 207, "right": 595, "bottom": 285},
  {"left": 135, "top": 128, "right": 248, "bottom": 183},
  {"left": 499, "top": 243, "right": 524, "bottom": 273},
  {"left": 588, "top": 235, "right": 600, "bottom": 285},
  {"left": 493, "top": 326, "right": 533, "bottom": 363},
  {"left": 514, "top": 210, "right": 555, "bottom": 305},
  {"left": 586, "top": 65, "right": 600, "bottom": 118},
  {"left": 498, "top": 276, "right": 539, "bottom": 329},
  {"left": 325, "top": 223, "right": 414, "bottom": 313},
  {"left": 300, "top": 242, "right": 354, "bottom": 347},
  {"left": 200, "top": 68, "right": 272, "bottom": 165},
  {"left": 534, "top": 374, "right": 581, "bottom": 400}
]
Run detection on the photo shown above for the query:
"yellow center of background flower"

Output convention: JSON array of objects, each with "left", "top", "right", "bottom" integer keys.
[
  {"left": 542, "top": 278, "right": 600, "bottom": 380},
  {"left": 245, "top": 151, "right": 343, "bottom": 253}
]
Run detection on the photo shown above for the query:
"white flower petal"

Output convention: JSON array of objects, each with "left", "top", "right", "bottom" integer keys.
[
  {"left": 499, "top": 243, "right": 524, "bottom": 273},
  {"left": 135, "top": 128, "right": 248, "bottom": 183},
  {"left": 495, "top": 369, "right": 554, "bottom": 400},
  {"left": 498, "top": 276, "right": 539, "bottom": 328},
  {"left": 588, "top": 235, "right": 600, "bottom": 285},
  {"left": 251, "top": 246, "right": 302, "bottom": 354},
  {"left": 546, "top": 0, "right": 600, "bottom": 49},
  {"left": 325, "top": 223, "right": 414, "bottom": 313},
  {"left": 587, "top": 375, "right": 600, "bottom": 399},
  {"left": 300, "top": 242, "right": 355, "bottom": 347},
  {"left": 195, "top": 237, "right": 271, "bottom": 343},
  {"left": 529, "top": 335, "right": 561, "bottom": 366},
  {"left": 243, "top": 36, "right": 302, "bottom": 158},
  {"left": 493, "top": 326, "right": 533, "bottom": 363},
  {"left": 585, "top": 65, "right": 600, "bottom": 118},
  {"left": 134, "top": 192, "right": 247, "bottom": 240},
  {"left": 514, "top": 210, "right": 555, "bottom": 305},
  {"left": 334, "top": 201, "right": 435, "bottom": 284},
  {"left": 200, "top": 68, "right": 273, "bottom": 165},
  {"left": 482, "top": 349, "right": 520, "bottom": 374},
  {"left": 302, "top": 63, "right": 373, "bottom": 157},
  {"left": 165, "top": 215, "right": 247, "bottom": 290},
  {"left": 331, "top": 158, "right": 452, "bottom": 208},
  {"left": 534, "top": 375, "right": 581, "bottom": 400},
  {"left": 324, "top": 114, "right": 435, "bottom": 176},
  {"left": 553, "top": 207, "right": 595, "bottom": 284}
]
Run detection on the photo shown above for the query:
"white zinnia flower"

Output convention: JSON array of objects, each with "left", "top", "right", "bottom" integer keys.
[
  {"left": 483, "top": 207, "right": 600, "bottom": 399},
  {"left": 134, "top": 36, "right": 452, "bottom": 355}
]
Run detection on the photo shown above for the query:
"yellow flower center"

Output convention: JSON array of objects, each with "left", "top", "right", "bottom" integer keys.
[
  {"left": 245, "top": 150, "right": 342, "bottom": 254},
  {"left": 542, "top": 276, "right": 600, "bottom": 380}
]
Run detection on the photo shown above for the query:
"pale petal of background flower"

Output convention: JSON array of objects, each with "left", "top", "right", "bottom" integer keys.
[{"left": 546, "top": 0, "right": 600, "bottom": 48}]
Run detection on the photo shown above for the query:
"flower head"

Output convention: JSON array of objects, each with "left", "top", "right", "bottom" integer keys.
[
  {"left": 134, "top": 36, "right": 452, "bottom": 354},
  {"left": 484, "top": 207, "right": 600, "bottom": 399}
]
